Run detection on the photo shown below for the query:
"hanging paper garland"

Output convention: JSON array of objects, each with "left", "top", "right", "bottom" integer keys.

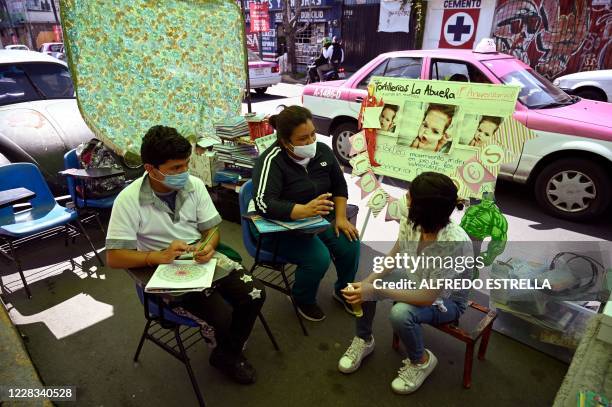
[
  {"left": 384, "top": 195, "right": 402, "bottom": 222},
  {"left": 349, "top": 130, "right": 368, "bottom": 156},
  {"left": 367, "top": 188, "right": 389, "bottom": 218},
  {"left": 350, "top": 152, "right": 372, "bottom": 177},
  {"left": 355, "top": 170, "right": 380, "bottom": 199}
]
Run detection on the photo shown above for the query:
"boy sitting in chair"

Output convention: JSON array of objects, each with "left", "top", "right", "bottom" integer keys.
[{"left": 106, "top": 125, "right": 266, "bottom": 385}]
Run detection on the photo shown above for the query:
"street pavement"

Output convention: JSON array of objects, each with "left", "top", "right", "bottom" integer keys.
[
  {"left": 0, "top": 83, "right": 601, "bottom": 407},
  {"left": 244, "top": 83, "right": 612, "bottom": 244}
]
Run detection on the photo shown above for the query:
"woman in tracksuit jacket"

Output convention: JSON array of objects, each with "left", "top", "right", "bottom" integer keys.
[{"left": 252, "top": 106, "right": 360, "bottom": 322}]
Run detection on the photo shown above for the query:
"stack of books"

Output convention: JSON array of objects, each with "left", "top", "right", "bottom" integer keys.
[
  {"left": 212, "top": 143, "right": 258, "bottom": 169},
  {"left": 214, "top": 116, "right": 250, "bottom": 140}
]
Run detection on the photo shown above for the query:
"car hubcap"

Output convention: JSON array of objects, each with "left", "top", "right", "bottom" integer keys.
[
  {"left": 546, "top": 170, "right": 596, "bottom": 213},
  {"left": 335, "top": 130, "right": 354, "bottom": 162}
]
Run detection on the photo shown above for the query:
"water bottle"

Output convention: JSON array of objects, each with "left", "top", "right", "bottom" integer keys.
[{"left": 346, "top": 283, "right": 363, "bottom": 318}]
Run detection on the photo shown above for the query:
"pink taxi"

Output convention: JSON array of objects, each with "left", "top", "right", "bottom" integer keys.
[{"left": 302, "top": 47, "right": 612, "bottom": 221}]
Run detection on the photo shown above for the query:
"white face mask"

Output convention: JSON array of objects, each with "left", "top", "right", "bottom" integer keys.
[{"left": 291, "top": 140, "right": 317, "bottom": 159}]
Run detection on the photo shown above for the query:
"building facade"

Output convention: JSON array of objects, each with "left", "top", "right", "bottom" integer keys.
[
  {"left": 243, "top": 0, "right": 343, "bottom": 66},
  {"left": 1, "top": 0, "right": 62, "bottom": 50}
]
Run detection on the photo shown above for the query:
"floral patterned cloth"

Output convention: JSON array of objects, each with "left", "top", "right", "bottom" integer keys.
[{"left": 60, "top": 0, "right": 247, "bottom": 159}]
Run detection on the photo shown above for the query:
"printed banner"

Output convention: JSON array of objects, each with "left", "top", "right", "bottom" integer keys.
[
  {"left": 378, "top": 0, "right": 411, "bottom": 33},
  {"left": 367, "top": 77, "right": 527, "bottom": 199},
  {"left": 250, "top": 2, "right": 270, "bottom": 33}
]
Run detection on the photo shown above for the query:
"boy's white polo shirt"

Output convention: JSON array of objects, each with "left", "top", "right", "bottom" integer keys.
[{"left": 106, "top": 174, "right": 221, "bottom": 252}]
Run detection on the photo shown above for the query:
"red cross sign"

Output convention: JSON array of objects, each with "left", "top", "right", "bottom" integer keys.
[{"left": 439, "top": 8, "right": 480, "bottom": 49}]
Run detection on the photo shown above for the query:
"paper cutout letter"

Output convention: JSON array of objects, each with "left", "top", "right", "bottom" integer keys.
[
  {"left": 384, "top": 195, "right": 402, "bottom": 222},
  {"left": 349, "top": 130, "right": 367, "bottom": 156},
  {"left": 367, "top": 188, "right": 389, "bottom": 218},
  {"left": 356, "top": 171, "right": 379, "bottom": 199},
  {"left": 350, "top": 153, "right": 371, "bottom": 177}
]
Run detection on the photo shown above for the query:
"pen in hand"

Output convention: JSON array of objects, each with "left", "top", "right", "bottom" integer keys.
[{"left": 195, "top": 226, "right": 219, "bottom": 254}]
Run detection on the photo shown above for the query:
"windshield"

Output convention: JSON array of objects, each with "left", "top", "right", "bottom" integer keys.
[
  {"left": 0, "top": 63, "right": 74, "bottom": 105},
  {"left": 483, "top": 59, "right": 574, "bottom": 109},
  {"left": 247, "top": 50, "right": 261, "bottom": 62},
  {"left": 49, "top": 44, "right": 63, "bottom": 52}
]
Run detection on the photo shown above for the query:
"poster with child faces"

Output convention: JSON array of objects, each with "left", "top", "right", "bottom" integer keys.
[
  {"left": 363, "top": 77, "right": 534, "bottom": 199},
  {"left": 377, "top": 103, "right": 402, "bottom": 135}
]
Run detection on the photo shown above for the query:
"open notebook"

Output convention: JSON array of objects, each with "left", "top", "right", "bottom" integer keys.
[{"left": 144, "top": 260, "right": 216, "bottom": 294}]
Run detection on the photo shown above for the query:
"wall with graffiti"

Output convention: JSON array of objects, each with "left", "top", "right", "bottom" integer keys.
[{"left": 492, "top": 0, "right": 612, "bottom": 79}]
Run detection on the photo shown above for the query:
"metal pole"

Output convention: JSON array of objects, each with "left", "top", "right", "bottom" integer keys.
[
  {"left": 50, "top": 0, "right": 59, "bottom": 24},
  {"left": 240, "top": 0, "right": 252, "bottom": 113}
]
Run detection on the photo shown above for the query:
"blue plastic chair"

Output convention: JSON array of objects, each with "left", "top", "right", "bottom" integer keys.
[
  {"left": 63, "top": 149, "right": 119, "bottom": 233},
  {"left": 132, "top": 283, "right": 206, "bottom": 405},
  {"left": 131, "top": 272, "right": 279, "bottom": 407},
  {"left": 0, "top": 163, "right": 103, "bottom": 298},
  {"left": 239, "top": 180, "right": 308, "bottom": 335}
]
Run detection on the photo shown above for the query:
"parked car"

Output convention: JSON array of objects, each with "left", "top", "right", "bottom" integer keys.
[
  {"left": 553, "top": 69, "right": 612, "bottom": 103},
  {"left": 38, "top": 42, "right": 64, "bottom": 60},
  {"left": 0, "top": 50, "right": 141, "bottom": 195},
  {"left": 248, "top": 49, "right": 281, "bottom": 95},
  {"left": 302, "top": 45, "right": 612, "bottom": 221},
  {"left": 56, "top": 45, "right": 66, "bottom": 61},
  {"left": 5, "top": 44, "right": 30, "bottom": 51}
]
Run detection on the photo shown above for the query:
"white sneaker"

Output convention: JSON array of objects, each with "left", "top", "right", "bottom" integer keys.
[
  {"left": 391, "top": 349, "right": 438, "bottom": 394},
  {"left": 338, "top": 336, "right": 375, "bottom": 374}
]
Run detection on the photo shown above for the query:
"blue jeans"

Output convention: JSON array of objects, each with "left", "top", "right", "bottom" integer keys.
[{"left": 356, "top": 299, "right": 464, "bottom": 363}]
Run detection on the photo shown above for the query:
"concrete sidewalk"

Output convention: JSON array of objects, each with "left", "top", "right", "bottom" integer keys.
[{"left": 0, "top": 219, "right": 568, "bottom": 407}]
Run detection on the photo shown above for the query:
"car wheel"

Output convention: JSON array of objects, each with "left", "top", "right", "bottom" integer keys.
[
  {"left": 331, "top": 122, "right": 357, "bottom": 166},
  {"left": 255, "top": 87, "right": 267, "bottom": 95},
  {"left": 574, "top": 88, "right": 607, "bottom": 102},
  {"left": 534, "top": 158, "right": 611, "bottom": 221}
]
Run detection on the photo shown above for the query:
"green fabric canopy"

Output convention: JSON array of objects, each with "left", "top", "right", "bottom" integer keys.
[{"left": 60, "top": 0, "right": 247, "bottom": 163}]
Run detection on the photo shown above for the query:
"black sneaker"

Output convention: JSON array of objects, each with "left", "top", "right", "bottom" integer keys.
[
  {"left": 332, "top": 290, "right": 359, "bottom": 316},
  {"left": 209, "top": 348, "right": 256, "bottom": 385},
  {"left": 297, "top": 303, "right": 326, "bottom": 321}
]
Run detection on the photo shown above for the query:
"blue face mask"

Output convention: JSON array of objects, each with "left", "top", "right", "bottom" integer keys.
[{"left": 157, "top": 169, "right": 189, "bottom": 190}]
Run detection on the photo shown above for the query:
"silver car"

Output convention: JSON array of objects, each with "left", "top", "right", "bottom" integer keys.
[{"left": 0, "top": 50, "right": 140, "bottom": 194}]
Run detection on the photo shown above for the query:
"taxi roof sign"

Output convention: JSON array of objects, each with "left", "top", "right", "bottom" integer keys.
[{"left": 473, "top": 38, "right": 497, "bottom": 54}]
